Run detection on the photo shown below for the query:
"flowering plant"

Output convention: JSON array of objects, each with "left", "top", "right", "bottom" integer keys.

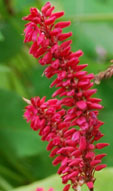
[{"left": 23, "top": 2, "right": 109, "bottom": 191}]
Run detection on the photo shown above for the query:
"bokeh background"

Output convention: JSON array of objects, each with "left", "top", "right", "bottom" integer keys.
[{"left": 0, "top": 0, "right": 113, "bottom": 190}]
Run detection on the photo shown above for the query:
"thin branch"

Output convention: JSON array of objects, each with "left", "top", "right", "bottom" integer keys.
[{"left": 94, "top": 64, "right": 113, "bottom": 84}]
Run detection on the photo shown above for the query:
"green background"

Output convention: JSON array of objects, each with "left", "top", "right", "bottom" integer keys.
[{"left": 0, "top": 0, "right": 113, "bottom": 190}]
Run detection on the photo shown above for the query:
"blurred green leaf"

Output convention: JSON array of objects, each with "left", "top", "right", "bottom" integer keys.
[
  {"left": 59, "top": 0, "right": 113, "bottom": 15},
  {"left": 0, "top": 89, "right": 57, "bottom": 184},
  {"left": 10, "top": 168, "right": 113, "bottom": 191},
  {"left": 0, "top": 175, "right": 13, "bottom": 191},
  {"left": 0, "top": 21, "right": 22, "bottom": 62},
  {"left": 94, "top": 78, "right": 113, "bottom": 166},
  {"left": 0, "top": 64, "right": 27, "bottom": 96},
  {"left": 29, "top": 65, "right": 55, "bottom": 99},
  {"left": 0, "top": 89, "right": 47, "bottom": 158},
  {"left": 13, "top": 0, "right": 42, "bottom": 12},
  {"left": 0, "top": 31, "right": 4, "bottom": 41},
  {"left": 74, "top": 23, "right": 113, "bottom": 58},
  {"left": 0, "top": 65, "right": 11, "bottom": 90}
]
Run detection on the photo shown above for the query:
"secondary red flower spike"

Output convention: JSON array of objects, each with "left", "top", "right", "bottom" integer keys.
[
  {"left": 36, "top": 188, "right": 54, "bottom": 191},
  {"left": 23, "top": 2, "right": 109, "bottom": 191}
]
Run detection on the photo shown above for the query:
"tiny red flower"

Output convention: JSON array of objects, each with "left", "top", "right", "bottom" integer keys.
[{"left": 36, "top": 188, "right": 54, "bottom": 191}]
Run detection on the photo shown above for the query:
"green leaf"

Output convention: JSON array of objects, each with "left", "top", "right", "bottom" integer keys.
[
  {"left": 29, "top": 65, "right": 55, "bottom": 99},
  {"left": 0, "top": 21, "right": 22, "bottom": 62},
  {"left": 0, "top": 89, "right": 47, "bottom": 158},
  {"left": 13, "top": 0, "right": 42, "bottom": 12},
  {"left": 0, "top": 31, "right": 4, "bottom": 41},
  {"left": 74, "top": 23, "right": 113, "bottom": 58},
  {"left": 94, "top": 78, "right": 113, "bottom": 166},
  {"left": 0, "top": 65, "right": 11, "bottom": 90},
  {"left": 10, "top": 168, "right": 113, "bottom": 191},
  {"left": 45, "top": 0, "right": 113, "bottom": 16},
  {"left": 0, "top": 64, "right": 28, "bottom": 96},
  {"left": 0, "top": 176, "right": 13, "bottom": 191}
]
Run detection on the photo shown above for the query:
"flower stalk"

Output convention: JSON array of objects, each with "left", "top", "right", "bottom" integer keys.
[
  {"left": 23, "top": 2, "right": 109, "bottom": 191},
  {"left": 94, "top": 64, "right": 113, "bottom": 84}
]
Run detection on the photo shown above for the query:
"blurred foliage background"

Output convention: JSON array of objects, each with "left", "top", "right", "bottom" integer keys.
[{"left": 0, "top": 0, "right": 113, "bottom": 190}]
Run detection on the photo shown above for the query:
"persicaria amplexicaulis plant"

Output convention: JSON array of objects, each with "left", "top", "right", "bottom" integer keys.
[{"left": 23, "top": 2, "right": 109, "bottom": 191}]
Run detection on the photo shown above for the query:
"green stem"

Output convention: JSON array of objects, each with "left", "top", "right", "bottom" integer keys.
[
  {"left": 90, "top": 188, "right": 94, "bottom": 191},
  {"left": 69, "top": 13, "right": 113, "bottom": 22}
]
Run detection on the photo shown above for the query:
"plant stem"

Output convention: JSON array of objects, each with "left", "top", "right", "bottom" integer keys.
[
  {"left": 94, "top": 64, "right": 113, "bottom": 84},
  {"left": 69, "top": 13, "right": 113, "bottom": 22},
  {"left": 90, "top": 188, "right": 94, "bottom": 191}
]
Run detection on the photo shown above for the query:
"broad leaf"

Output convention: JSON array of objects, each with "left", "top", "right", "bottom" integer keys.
[
  {"left": 0, "top": 89, "right": 46, "bottom": 158},
  {"left": 0, "top": 22, "right": 22, "bottom": 62},
  {"left": 10, "top": 168, "right": 113, "bottom": 191}
]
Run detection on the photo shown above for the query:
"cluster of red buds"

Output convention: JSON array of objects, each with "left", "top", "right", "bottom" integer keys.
[{"left": 23, "top": 2, "right": 109, "bottom": 191}]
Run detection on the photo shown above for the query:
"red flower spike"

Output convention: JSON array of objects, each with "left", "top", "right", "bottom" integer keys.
[
  {"left": 23, "top": 2, "right": 109, "bottom": 191},
  {"left": 48, "top": 189, "right": 54, "bottom": 191},
  {"left": 36, "top": 188, "right": 54, "bottom": 191},
  {"left": 36, "top": 188, "right": 44, "bottom": 191}
]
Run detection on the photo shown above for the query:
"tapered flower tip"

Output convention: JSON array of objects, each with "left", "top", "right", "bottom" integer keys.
[
  {"left": 55, "top": 21, "right": 71, "bottom": 28},
  {"left": 52, "top": 11, "right": 64, "bottom": 19},
  {"left": 22, "top": 7, "right": 40, "bottom": 21},
  {"left": 95, "top": 164, "right": 107, "bottom": 171},
  {"left": 96, "top": 143, "right": 109, "bottom": 149},
  {"left": 41, "top": 2, "right": 51, "bottom": 13}
]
